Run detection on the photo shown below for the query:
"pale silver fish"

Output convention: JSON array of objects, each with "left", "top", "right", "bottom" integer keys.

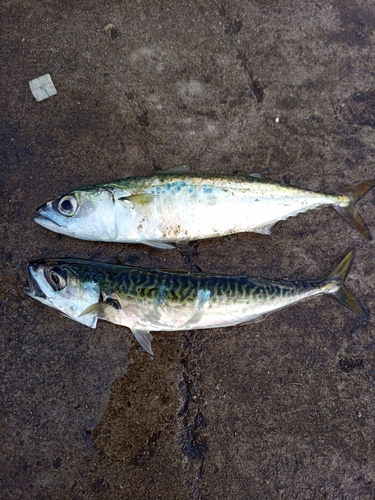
[
  {"left": 25, "top": 250, "right": 367, "bottom": 355},
  {"left": 34, "top": 167, "right": 375, "bottom": 249}
]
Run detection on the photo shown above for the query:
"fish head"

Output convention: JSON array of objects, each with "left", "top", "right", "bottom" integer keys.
[
  {"left": 25, "top": 259, "right": 101, "bottom": 327},
  {"left": 34, "top": 188, "right": 118, "bottom": 241}
]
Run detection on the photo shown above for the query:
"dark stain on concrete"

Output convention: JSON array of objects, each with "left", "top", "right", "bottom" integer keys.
[
  {"left": 224, "top": 18, "right": 243, "bottom": 35},
  {"left": 339, "top": 356, "right": 364, "bottom": 373},
  {"left": 342, "top": 90, "right": 375, "bottom": 128},
  {"left": 333, "top": 2, "right": 375, "bottom": 47},
  {"left": 177, "top": 242, "right": 202, "bottom": 273},
  {"left": 136, "top": 110, "right": 150, "bottom": 128},
  {"left": 236, "top": 50, "right": 265, "bottom": 103}
]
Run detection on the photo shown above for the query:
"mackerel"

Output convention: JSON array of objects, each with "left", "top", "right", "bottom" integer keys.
[
  {"left": 25, "top": 250, "right": 367, "bottom": 354},
  {"left": 34, "top": 168, "right": 375, "bottom": 249}
]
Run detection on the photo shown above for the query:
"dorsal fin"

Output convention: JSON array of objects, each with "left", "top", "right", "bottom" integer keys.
[
  {"left": 160, "top": 165, "right": 191, "bottom": 174},
  {"left": 157, "top": 267, "right": 191, "bottom": 274}
]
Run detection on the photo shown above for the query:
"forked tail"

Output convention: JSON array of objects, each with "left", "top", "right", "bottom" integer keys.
[
  {"left": 333, "top": 178, "right": 375, "bottom": 239},
  {"left": 323, "top": 249, "right": 368, "bottom": 318}
]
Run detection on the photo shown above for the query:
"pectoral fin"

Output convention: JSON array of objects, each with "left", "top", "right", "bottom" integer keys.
[
  {"left": 80, "top": 302, "right": 114, "bottom": 319},
  {"left": 80, "top": 295, "right": 122, "bottom": 320},
  {"left": 131, "top": 329, "right": 154, "bottom": 355},
  {"left": 118, "top": 193, "right": 155, "bottom": 206}
]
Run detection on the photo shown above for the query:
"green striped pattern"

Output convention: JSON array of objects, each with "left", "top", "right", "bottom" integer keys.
[{"left": 66, "top": 261, "right": 316, "bottom": 306}]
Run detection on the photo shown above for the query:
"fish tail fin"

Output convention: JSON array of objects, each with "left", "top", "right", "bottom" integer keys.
[
  {"left": 322, "top": 249, "right": 368, "bottom": 319},
  {"left": 332, "top": 178, "right": 375, "bottom": 239}
]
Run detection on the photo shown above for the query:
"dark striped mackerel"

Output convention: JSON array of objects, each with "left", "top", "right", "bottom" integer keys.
[{"left": 25, "top": 250, "right": 367, "bottom": 354}]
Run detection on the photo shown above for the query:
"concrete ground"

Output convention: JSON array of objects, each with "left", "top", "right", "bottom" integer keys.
[{"left": 2, "top": 0, "right": 375, "bottom": 498}]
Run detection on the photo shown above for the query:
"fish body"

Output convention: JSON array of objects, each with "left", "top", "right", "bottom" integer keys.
[
  {"left": 25, "top": 251, "right": 367, "bottom": 354},
  {"left": 34, "top": 171, "right": 375, "bottom": 248}
]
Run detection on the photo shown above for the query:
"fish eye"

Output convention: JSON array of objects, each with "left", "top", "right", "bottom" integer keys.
[
  {"left": 46, "top": 267, "right": 67, "bottom": 291},
  {"left": 57, "top": 195, "right": 78, "bottom": 216}
]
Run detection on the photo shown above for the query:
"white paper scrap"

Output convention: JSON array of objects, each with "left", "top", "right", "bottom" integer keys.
[{"left": 29, "top": 74, "right": 57, "bottom": 102}]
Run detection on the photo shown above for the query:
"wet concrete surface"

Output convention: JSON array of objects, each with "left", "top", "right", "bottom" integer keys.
[{"left": 2, "top": 0, "right": 375, "bottom": 498}]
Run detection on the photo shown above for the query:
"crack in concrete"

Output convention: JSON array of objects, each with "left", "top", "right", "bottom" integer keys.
[{"left": 178, "top": 332, "right": 208, "bottom": 499}]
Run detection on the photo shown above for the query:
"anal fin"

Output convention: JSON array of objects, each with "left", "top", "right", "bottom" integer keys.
[
  {"left": 240, "top": 313, "right": 271, "bottom": 325},
  {"left": 253, "top": 222, "right": 275, "bottom": 235},
  {"left": 143, "top": 240, "right": 175, "bottom": 250},
  {"left": 131, "top": 329, "right": 154, "bottom": 355}
]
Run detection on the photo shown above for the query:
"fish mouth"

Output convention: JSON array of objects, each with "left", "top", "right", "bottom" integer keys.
[
  {"left": 34, "top": 213, "right": 65, "bottom": 229},
  {"left": 24, "top": 264, "right": 46, "bottom": 299}
]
